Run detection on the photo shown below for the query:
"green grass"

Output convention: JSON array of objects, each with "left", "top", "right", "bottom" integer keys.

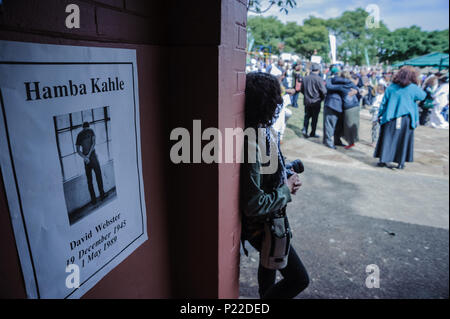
[{"left": 284, "top": 95, "right": 325, "bottom": 141}]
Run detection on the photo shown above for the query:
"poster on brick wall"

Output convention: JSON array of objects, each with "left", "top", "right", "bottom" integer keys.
[{"left": 0, "top": 41, "right": 147, "bottom": 299}]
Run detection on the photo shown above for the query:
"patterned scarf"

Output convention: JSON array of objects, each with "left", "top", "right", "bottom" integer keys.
[{"left": 264, "top": 127, "right": 287, "bottom": 189}]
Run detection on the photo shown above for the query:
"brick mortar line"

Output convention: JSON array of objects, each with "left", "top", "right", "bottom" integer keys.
[
  {"left": 77, "top": 0, "right": 157, "bottom": 19},
  {"left": 0, "top": 25, "right": 157, "bottom": 45},
  {"left": 0, "top": 25, "right": 227, "bottom": 47}
]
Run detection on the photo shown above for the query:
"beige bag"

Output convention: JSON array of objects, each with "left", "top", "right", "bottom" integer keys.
[{"left": 260, "top": 214, "right": 292, "bottom": 270}]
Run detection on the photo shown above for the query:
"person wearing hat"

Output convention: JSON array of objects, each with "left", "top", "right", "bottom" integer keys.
[{"left": 300, "top": 63, "right": 327, "bottom": 138}]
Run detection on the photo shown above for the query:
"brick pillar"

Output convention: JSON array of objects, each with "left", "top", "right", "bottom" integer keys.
[
  {"left": 164, "top": 0, "right": 246, "bottom": 298},
  {"left": 218, "top": 0, "right": 247, "bottom": 298}
]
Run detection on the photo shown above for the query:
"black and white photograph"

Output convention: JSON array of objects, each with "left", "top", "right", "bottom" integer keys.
[{"left": 54, "top": 106, "right": 117, "bottom": 225}]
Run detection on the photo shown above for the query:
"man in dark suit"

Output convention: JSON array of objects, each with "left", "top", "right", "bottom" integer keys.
[{"left": 300, "top": 63, "right": 327, "bottom": 138}]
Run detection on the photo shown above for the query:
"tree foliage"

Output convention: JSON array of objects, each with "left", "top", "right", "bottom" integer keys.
[
  {"left": 248, "top": 8, "right": 449, "bottom": 65},
  {"left": 248, "top": 0, "right": 297, "bottom": 15},
  {"left": 374, "top": 27, "right": 449, "bottom": 63},
  {"left": 248, "top": 15, "right": 329, "bottom": 61}
]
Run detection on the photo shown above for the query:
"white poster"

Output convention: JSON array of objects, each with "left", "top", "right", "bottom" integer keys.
[
  {"left": 310, "top": 55, "right": 322, "bottom": 64},
  {"left": 0, "top": 41, "right": 147, "bottom": 299}
]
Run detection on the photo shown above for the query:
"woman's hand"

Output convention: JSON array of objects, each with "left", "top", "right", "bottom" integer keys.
[
  {"left": 286, "top": 174, "right": 302, "bottom": 195},
  {"left": 285, "top": 88, "right": 296, "bottom": 95}
]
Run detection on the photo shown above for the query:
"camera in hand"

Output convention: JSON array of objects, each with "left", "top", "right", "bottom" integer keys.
[{"left": 285, "top": 159, "right": 304, "bottom": 178}]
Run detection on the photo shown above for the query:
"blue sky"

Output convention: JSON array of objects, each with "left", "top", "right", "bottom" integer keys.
[{"left": 249, "top": 0, "right": 449, "bottom": 31}]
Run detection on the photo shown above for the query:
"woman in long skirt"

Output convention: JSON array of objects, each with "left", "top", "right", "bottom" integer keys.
[
  {"left": 374, "top": 66, "right": 426, "bottom": 169},
  {"left": 340, "top": 72, "right": 360, "bottom": 149},
  {"left": 343, "top": 104, "right": 360, "bottom": 148}
]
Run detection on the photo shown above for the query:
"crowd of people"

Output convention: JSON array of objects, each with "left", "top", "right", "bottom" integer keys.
[
  {"left": 245, "top": 55, "right": 449, "bottom": 169},
  {"left": 240, "top": 59, "right": 449, "bottom": 300}
]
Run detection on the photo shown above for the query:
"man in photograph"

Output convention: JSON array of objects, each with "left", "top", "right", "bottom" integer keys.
[{"left": 76, "top": 122, "right": 105, "bottom": 204}]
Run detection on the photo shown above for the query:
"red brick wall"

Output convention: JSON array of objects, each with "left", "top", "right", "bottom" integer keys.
[
  {"left": 0, "top": 0, "right": 246, "bottom": 298},
  {"left": 0, "top": 0, "right": 172, "bottom": 299},
  {"left": 218, "top": 0, "right": 247, "bottom": 298}
]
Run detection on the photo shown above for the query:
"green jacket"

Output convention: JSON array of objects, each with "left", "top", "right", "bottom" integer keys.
[{"left": 240, "top": 132, "right": 292, "bottom": 244}]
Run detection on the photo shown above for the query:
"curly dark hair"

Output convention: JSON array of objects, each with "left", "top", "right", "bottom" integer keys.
[
  {"left": 245, "top": 72, "right": 283, "bottom": 128},
  {"left": 392, "top": 66, "right": 419, "bottom": 87}
]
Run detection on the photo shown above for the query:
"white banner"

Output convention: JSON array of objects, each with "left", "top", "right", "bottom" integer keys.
[
  {"left": 0, "top": 41, "right": 147, "bottom": 299},
  {"left": 329, "top": 34, "right": 337, "bottom": 64}
]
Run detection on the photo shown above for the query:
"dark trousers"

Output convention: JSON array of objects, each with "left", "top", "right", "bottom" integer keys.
[
  {"left": 419, "top": 107, "right": 431, "bottom": 126},
  {"left": 85, "top": 152, "right": 105, "bottom": 201},
  {"left": 291, "top": 92, "right": 300, "bottom": 108},
  {"left": 323, "top": 106, "right": 344, "bottom": 147},
  {"left": 258, "top": 245, "right": 309, "bottom": 299},
  {"left": 249, "top": 235, "right": 309, "bottom": 299},
  {"left": 303, "top": 102, "right": 321, "bottom": 136}
]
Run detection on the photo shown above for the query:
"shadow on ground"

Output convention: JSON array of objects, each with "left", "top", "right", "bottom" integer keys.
[{"left": 239, "top": 163, "right": 449, "bottom": 299}]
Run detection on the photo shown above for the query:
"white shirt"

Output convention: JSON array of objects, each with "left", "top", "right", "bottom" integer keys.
[
  {"left": 428, "top": 83, "right": 449, "bottom": 129},
  {"left": 270, "top": 64, "right": 283, "bottom": 77}
]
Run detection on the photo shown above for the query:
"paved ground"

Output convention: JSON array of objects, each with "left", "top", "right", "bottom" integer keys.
[{"left": 239, "top": 105, "right": 449, "bottom": 299}]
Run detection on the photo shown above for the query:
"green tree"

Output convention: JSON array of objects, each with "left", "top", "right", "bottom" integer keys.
[
  {"left": 298, "top": 16, "right": 330, "bottom": 60},
  {"left": 375, "top": 26, "right": 448, "bottom": 63},
  {"left": 296, "top": 24, "right": 329, "bottom": 61},
  {"left": 248, "top": 9, "right": 449, "bottom": 66},
  {"left": 423, "top": 30, "right": 449, "bottom": 54},
  {"left": 281, "top": 22, "right": 302, "bottom": 52},
  {"left": 248, "top": 16, "right": 284, "bottom": 54},
  {"left": 303, "top": 16, "right": 328, "bottom": 28},
  {"left": 326, "top": 8, "right": 375, "bottom": 65},
  {"left": 248, "top": 16, "right": 329, "bottom": 59}
]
